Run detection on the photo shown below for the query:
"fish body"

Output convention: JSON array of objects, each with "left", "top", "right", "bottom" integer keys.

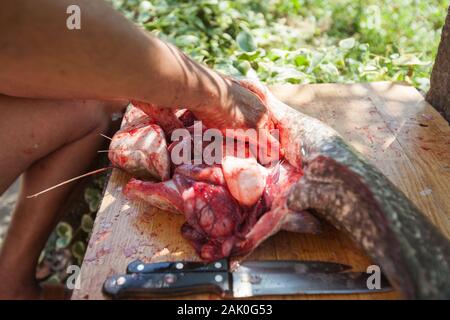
[
  {"left": 113, "top": 81, "right": 450, "bottom": 299},
  {"left": 263, "top": 88, "right": 450, "bottom": 299}
]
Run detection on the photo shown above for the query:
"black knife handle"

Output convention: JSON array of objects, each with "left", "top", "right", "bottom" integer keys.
[
  {"left": 103, "top": 272, "right": 230, "bottom": 299},
  {"left": 127, "top": 259, "right": 228, "bottom": 274}
]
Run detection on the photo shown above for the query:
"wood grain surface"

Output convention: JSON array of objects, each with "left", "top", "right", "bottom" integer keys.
[{"left": 72, "top": 82, "right": 450, "bottom": 300}]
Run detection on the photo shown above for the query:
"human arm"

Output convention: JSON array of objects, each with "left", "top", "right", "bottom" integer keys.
[{"left": 0, "top": 0, "right": 268, "bottom": 129}]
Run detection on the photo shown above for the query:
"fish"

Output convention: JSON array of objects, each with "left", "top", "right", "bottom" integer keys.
[{"left": 252, "top": 82, "right": 450, "bottom": 299}]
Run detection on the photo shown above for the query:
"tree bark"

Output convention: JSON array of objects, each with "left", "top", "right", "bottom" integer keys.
[{"left": 426, "top": 5, "right": 450, "bottom": 122}]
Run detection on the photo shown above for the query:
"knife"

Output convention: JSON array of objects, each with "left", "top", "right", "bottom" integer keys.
[
  {"left": 103, "top": 260, "right": 391, "bottom": 298},
  {"left": 126, "top": 259, "right": 351, "bottom": 274}
]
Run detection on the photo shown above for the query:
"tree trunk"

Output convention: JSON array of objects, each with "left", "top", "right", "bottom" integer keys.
[{"left": 426, "top": 6, "right": 450, "bottom": 122}]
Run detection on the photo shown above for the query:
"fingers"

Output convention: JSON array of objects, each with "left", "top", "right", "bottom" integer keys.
[
  {"left": 231, "top": 77, "right": 268, "bottom": 104},
  {"left": 228, "top": 80, "right": 269, "bottom": 129},
  {"left": 132, "top": 76, "right": 272, "bottom": 135}
]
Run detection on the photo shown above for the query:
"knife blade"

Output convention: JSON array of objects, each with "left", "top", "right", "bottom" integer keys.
[
  {"left": 126, "top": 259, "right": 351, "bottom": 274},
  {"left": 103, "top": 267, "right": 391, "bottom": 298},
  {"left": 231, "top": 269, "right": 391, "bottom": 298},
  {"left": 236, "top": 260, "right": 351, "bottom": 274}
]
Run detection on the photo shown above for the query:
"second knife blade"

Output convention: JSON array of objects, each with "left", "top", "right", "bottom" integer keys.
[{"left": 127, "top": 259, "right": 351, "bottom": 274}]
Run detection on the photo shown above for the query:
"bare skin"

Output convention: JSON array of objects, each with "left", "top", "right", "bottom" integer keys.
[
  {"left": 0, "top": 97, "right": 125, "bottom": 299},
  {"left": 0, "top": 0, "right": 269, "bottom": 299},
  {"left": 0, "top": 0, "right": 268, "bottom": 130}
]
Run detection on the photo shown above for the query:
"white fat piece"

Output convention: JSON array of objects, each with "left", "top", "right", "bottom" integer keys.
[{"left": 222, "top": 155, "right": 267, "bottom": 206}]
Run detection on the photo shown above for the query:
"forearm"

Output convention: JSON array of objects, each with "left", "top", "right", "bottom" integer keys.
[{"left": 0, "top": 0, "right": 229, "bottom": 108}]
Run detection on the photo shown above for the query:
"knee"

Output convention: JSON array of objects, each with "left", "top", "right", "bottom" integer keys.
[
  {"left": 82, "top": 100, "right": 127, "bottom": 136},
  {"left": 91, "top": 106, "right": 113, "bottom": 136}
]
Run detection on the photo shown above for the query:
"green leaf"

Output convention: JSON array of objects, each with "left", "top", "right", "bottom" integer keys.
[
  {"left": 71, "top": 241, "right": 86, "bottom": 260},
  {"left": 215, "top": 62, "right": 241, "bottom": 77},
  {"left": 236, "top": 31, "right": 256, "bottom": 52},
  {"left": 138, "top": 1, "right": 153, "bottom": 12},
  {"left": 56, "top": 222, "right": 73, "bottom": 239},
  {"left": 319, "top": 63, "right": 340, "bottom": 76},
  {"left": 56, "top": 236, "right": 71, "bottom": 249},
  {"left": 237, "top": 49, "right": 263, "bottom": 61},
  {"left": 267, "top": 49, "right": 288, "bottom": 61},
  {"left": 137, "top": 12, "right": 151, "bottom": 23},
  {"left": 272, "top": 66, "right": 306, "bottom": 83},
  {"left": 392, "top": 54, "right": 429, "bottom": 66},
  {"left": 294, "top": 55, "right": 309, "bottom": 67},
  {"left": 236, "top": 60, "right": 252, "bottom": 75},
  {"left": 175, "top": 35, "right": 200, "bottom": 47},
  {"left": 84, "top": 187, "right": 101, "bottom": 212},
  {"left": 81, "top": 214, "right": 94, "bottom": 233},
  {"left": 55, "top": 222, "right": 72, "bottom": 249},
  {"left": 339, "top": 37, "right": 356, "bottom": 50}
]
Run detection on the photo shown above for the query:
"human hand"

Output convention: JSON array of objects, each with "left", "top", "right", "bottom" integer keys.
[
  {"left": 189, "top": 76, "right": 281, "bottom": 164},
  {"left": 190, "top": 77, "right": 270, "bottom": 131}
]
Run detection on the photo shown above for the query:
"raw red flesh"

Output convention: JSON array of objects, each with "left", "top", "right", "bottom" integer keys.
[
  {"left": 132, "top": 100, "right": 184, "bottom": 135},
  {"left": 108, "top": 117, "right": 170, "bottom": 181},
  {"left": 175, "top": 109, "right": 197, "bottom": 128},
  {"left": 123, "top": 160, "right": 319, "bottom": 260},
  {"left": 173, "top": 174, "right": 242, "bottom": 239},
  {"left": 233, "top": 162, "right": 320, "bottom": 256},
  {"left": 113, "top": 80, "right": 321, "bottom": 261},
  {"left": 123, "top": 172, "right": 244, "bottom": 261},
  {"left": 124, "top": 178, "right": 183, "bottom": 214},
  {"left": 123, "top": 105, "right": 149, "bottom": 126},
  {"left": 174, "top": 164, "right": 225, "bottom": 186}
]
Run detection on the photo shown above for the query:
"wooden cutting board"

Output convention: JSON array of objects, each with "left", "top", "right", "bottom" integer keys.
[{"left": 72, "top": 82, "right": 450, "bottom": 300}]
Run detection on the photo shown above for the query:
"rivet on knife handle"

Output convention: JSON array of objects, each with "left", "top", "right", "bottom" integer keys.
[
  {"left": 127, "top": 259, "right": 229, "bottom": 274},
  {"left": 103, "top": 272, "right": 230, "bottom": 299}
]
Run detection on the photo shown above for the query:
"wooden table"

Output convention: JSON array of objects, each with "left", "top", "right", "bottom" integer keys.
[{"left": 72, "top": 82, "right": 450, "bottom": 300}]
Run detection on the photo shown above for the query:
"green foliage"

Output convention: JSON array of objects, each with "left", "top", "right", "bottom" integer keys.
[
  {"left": 81, "top": 213, "right": 94, "bottom": 233},
  {"left": 55, "top": 222, "right": 73, "bottom": 249},
  {"left": 84, "top": 187, "right": 102, "bottom": 212},
  {"left": 110, "top": 0, "right": 447, "bottom": 91},
  {"left": 71, "top": 241, "right": 86, "bottom": 265},
  {"left": 39, "top": 177, "right": 104, "bottom": 281}
]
